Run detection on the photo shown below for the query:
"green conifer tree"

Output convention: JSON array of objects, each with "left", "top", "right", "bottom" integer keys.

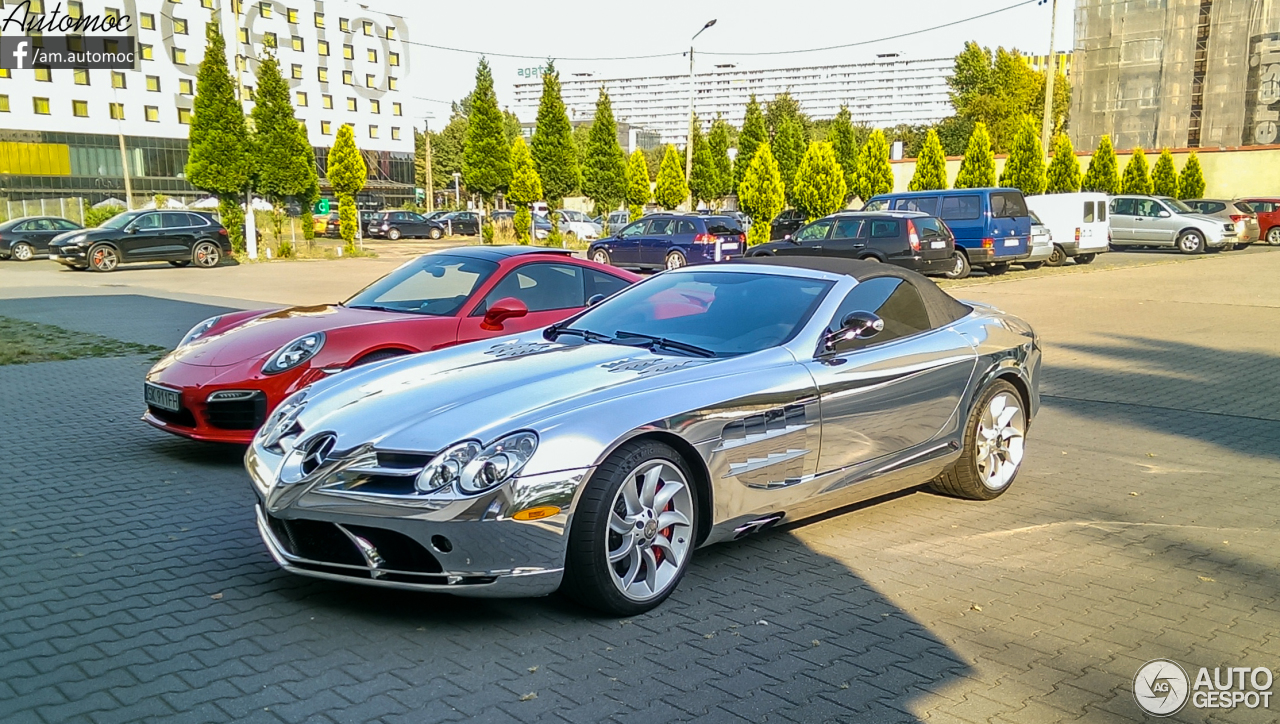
[
  {"left": 856, "top": 129, "right": 894, "bottom": 200},
  {"left": 249, "top": 48, "right": 313, "bottom": 255},
  {"left": 507, "top": 136, "right": 543, "bottom": 244},
  {"left": 1150, "top": 148, "right": 1179, "bottom": 198},
  {"left": 327, "top": 124, "right": 367, "bottom": 253},
  {"left": 688, "top": 116, "right": 719, "bottom": 208},
  {"left": 738, "top": 143, "right": 785, "bottom": 247},
  {"left": 463, "top": 57, "right": 513, "bottom": 211},
  {"left": 954, "top": 122, "right": 996, "bottom": 190},
  {"left": 828, "top": 106, "right": 860, "bottom": 199},
  {"left": 792, "top": 142, "right": 848, "bottom": 222},
  {"left": 734, "top": 95, "right": 767, "bottom": 193},
  {"left": 654, "top": 145, "right": 689, "bottom": 210},
  {"left": 1178, "top": 152, "right": 1206, "bottom": 200},
  {"left": 581, "top": 88, "right": 627, "bottom": 220},
  {"left": 998, "top": 116, "right": 1046, "bottom": 195},
  {"left": 1081, "top": 135, "right": 1120, "bottom": 195},
  {"left": 625, "top": 149, "right": 651, "bottom": 220},
  {"left": 1044, "top": 133, "right": 1081, "bottom": 193},
  {"left": 773, "top": 117, "right": 806, "bottom": 206},
  {"left": 1121, "top": 147, "right": 1152, "bottom": 195},
  {"left": 708, "top": 116, "right": 734, "bottom": 205},
  {"left": 908, "top": 129, "right": 948, "bottom": 191},
  {"left": 530, "top": 61, "right": 580, "bottom": 212}
]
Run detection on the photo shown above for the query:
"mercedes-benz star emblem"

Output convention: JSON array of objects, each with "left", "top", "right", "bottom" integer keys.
[{"left": 299, "top": 433, "right": 337, "bottom": 477}]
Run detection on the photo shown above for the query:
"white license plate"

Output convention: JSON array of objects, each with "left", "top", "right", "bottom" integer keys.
[
  {"left": 144, "top": 383, "right": 181, "bottom": 412},
  {"left": 930, "top": 241, "right": 946, "bottom": 249},
  {"left": 720, "top": 242, "right": 739, "bottom": 251},
  {"left": 1004, "top": 238, "right": 1019, "bottom": 247}
]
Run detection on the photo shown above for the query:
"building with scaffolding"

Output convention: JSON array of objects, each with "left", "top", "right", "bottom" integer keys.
[{"left": 1071, "top": 0, "right": 1280, "bottom": 152}]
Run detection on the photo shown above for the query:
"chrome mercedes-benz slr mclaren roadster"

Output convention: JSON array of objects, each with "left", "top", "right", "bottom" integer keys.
[{"left": 246, "top": 257, "right": 1041, "bottom": 615}]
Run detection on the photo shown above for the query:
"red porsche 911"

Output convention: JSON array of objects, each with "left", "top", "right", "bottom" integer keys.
[{"left": 143, "top": 246, "right": 641, "bottom": 444}]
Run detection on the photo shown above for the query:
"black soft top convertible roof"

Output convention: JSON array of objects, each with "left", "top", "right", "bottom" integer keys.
[{"left": 738, "top": 256, "right": 973, "bottom": 329}]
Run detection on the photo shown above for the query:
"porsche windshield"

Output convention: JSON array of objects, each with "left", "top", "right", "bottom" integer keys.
[
  {"left": 343, "top": 255, "right": 498, "bottom": 316},
  {"left": 557, "top": 271, "right": 833, "bottom": 357}
]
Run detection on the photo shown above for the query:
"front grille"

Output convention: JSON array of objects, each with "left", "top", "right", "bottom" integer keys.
[
  {"left": 267, "top": 515, "right": 443, "bottom": 575},
  {"left": 376, "top": 451, "right": 433, "bottom": 469},
  {"left": 149, "top": 404, "right": 197, "bottom": 428},
  {"left": 205, "top": 391, "right": 268, "bottom": 430}
]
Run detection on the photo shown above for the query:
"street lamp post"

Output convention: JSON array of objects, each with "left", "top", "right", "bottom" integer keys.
[
  {"left": 685, "top": 19, "right": 717, "bottom": 210},
  {"left": 1039, "top": 0, "right": 1059, "bottom": 157},
  {"left": 423, "top": 117, "right": 434, "bottom": 212}
]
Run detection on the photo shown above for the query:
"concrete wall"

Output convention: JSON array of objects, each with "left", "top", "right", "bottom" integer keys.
[{"left": 886, "top": 144, "right": 1280, "bottom": 198}]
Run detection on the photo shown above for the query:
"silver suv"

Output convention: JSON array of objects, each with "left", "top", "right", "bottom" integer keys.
[{"left": 1108, "top": 195, "right": 1237, "bottom": 254}]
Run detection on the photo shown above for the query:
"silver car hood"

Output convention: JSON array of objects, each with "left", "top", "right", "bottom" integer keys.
[{"left": 291, "top": 332, "right": 771, "bottom": 455}]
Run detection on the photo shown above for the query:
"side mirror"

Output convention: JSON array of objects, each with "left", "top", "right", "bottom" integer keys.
[
  {"left": 123, "top": 226, "right": 137, "bottom": 234},
  {"left": 784, "top": 233, "right": 793, "bottom": 241},
  {"left": 823, "top": 311, "right": 884, "bottom": 351},
  {"left": 586, "top": 293, "right": 606, "bottom": 307},
  {"left": 480, "top": 297, "right": 528, "bottom": 331},
  {"left": 1158, "top": 210, "right": 1171, "bottom": 218}
]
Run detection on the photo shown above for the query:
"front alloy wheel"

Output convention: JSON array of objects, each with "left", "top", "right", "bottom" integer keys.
[
  {"left": 12, "top": 242, "right": 34, "bottom": 261},
  {"left": 564, "top": 440, "right": 697, "bottom": 615},
  {"left": 1178, "top": 231, "right": 1205, "bottom": 254},
  {"left": 929, "top": 380, "right": 1026, "bottom": 501},
  {"left": 428, "top": 226, "right": 443, "bottom": 240},
  {"left": 193, "top": 241, "right": 221, "bottom": 268},
  {"left": 89, "top": 244, "right": 118, "bottom": 272}
]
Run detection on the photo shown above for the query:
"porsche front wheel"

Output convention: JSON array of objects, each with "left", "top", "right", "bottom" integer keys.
[
  {"left": 930, "top": 380, "right": 1026, "bottom": 501},
  {"left": 563, "top": 440, "right": 697, "bottom": 616}
]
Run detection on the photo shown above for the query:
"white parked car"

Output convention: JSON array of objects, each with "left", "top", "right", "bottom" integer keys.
[
  {"left": 1107, "top": 195, "right": 1237, "bottom": 254},
  {"left": 1025, "top": 192, "right": 1111, "bottom": 266},
  {"left": 553, "top": 209, "right": 603, "bottom": 240}
]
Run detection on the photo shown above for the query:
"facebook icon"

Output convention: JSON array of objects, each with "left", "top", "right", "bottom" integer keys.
[{"left": 11, "top": 39, "right": 29, "bottom": 68}]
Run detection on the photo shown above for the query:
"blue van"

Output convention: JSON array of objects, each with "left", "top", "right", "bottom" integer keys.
[{"left": 864, "top": 188, "right": 1031, "bottom": 277}]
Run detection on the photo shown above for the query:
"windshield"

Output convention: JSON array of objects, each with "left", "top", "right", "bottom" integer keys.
[
  {"left": 100, "top": 210, "right": 144, "bottom": 229},
  {"left": 560, "top": 210, "right": 589, "bottom": 222},
  {"left": 558, "top": 271, "right": 833, "bottom": 357},
  {"left": 1163, "top": 198, "right": 1194, "bottom": 214},
  {"left": 343, "top": 254, "right": 498, "bottom": 316}
]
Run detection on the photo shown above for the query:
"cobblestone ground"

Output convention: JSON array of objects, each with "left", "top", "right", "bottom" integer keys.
[{"left": 1, "top": 249, "right": 1278, "bottom": 723}]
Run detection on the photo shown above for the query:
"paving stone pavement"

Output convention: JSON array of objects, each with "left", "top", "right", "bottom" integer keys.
[{"left": 2, "top": 250, "right": 1279, "bottom": 723}]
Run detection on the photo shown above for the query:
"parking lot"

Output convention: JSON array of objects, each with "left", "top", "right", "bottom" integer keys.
[{"left": 2, "top": 246, "right": 1278, "bottom": 723}]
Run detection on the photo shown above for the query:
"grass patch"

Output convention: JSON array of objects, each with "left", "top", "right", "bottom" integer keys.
[{"left": 0, "top": 316, "right": 167, "bottom": 366}]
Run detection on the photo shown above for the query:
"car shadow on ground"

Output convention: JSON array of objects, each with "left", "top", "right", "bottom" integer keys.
[{"left": 0, "top": 295, "right": 238, "bottom": 349}]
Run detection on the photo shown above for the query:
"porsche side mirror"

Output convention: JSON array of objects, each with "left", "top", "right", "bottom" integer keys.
[
  {"left": 586, "top": 294, "right": 606, "bottom": 307},
  {"left": 824, "top": 311, "right": 884, "bottom": 351},
  {"left": 481, "top": 297, "right": 528, "bottom": 331}
]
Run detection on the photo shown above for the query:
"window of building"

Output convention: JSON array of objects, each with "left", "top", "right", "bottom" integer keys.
[
  {"left": 141, "top": 44, "right": 154, "bottom": 60},
  {"left": 369, "top": 99, "right": 380, "bottom": 114},
  {"left": 291, "top": 64, "right": 302, "bottom": 79},
  {"left": 263, "top": 31, "right": 276, "bottom": 47},
  {"left": 346, "top": 97, "right": 357, "bottom": 111},
  {"left": 140, "top": 12, "right": 155, "bottom": 29},
  {"left": 391, "top": 127, "right": 400, "bottom": 140},
  {"left": 322, "top": 94, "right": 333, "bottom": 109},
  {"left": 387, "top": 76, "right": 397, "bottom": 90},
  {"left": 104, "top": 7, "right": 119, "bottom": 22},
  {"left": 339, "top": 17, "right": 349, "bottom": 32},
  {"left": 369, "top": 125, "right": 378, "bottom": 139},
  {"left": 146, "top": 75, "right": 160, "bottom": 91},
  {"left": 321, "top": 120, "right": 331, "bottom": 135},
  {"left": 342, "top": 70, "right": 353, "bottom": 85},
  {"left": 0, "top": 68, "right": 8, "bottom": 79},
  {"left": 34, "top": 97, "right": 51, "bottom": 114},
  {"left": 314, "top": 11, "right": 324, "bottom": 27},
  {"left": 392, "top": 102, "right": 402, "bottom": 116},
  {"left": 172, "top": 47, "right": 186, "bottom": 64},
  {"left": 145, "top": 106, "right": 159, "bottom": 122},
  {"left": 362, "top": 20, "right": 373, "bottom": 36},
  {"left": 104, "top": 39, "right": 120, "bottom": 54},
  {"left": 365, "top": 73, "right": 375, "bottom": 88},
  {"left": 202, "top": 0, "right": 214, "bottom": 7},
  {"left": 67, "top": 1, "right": 83, "bottom": 18},
  {"left": 109, "top": 103, "right": 124, "bottom": 120},
  {"left": 29, "top": 0, "right": 46, "bottom": 10},
  {"left": 389, "top": 51, "right": 399, "bottom": 67},
  {"left": 317, "top": 67, "right": 327, "bottom": 82},
  {"left": 72, "top": 100, "right": 89, "bottom": 117},
  {"left": 74, "top": 68, "right": 89, "bottom": 85},
  {"left": 35, "top": 67, "right": 52, "bottom": 82},
  {"left": 111, "top": 71, "right": 126, "bottom": 88},
  {"left": 367, "top": 48, "right": 377, "bottom": 62},
  {"left": 287, "top": 7, "right": 298, "bottom": 22},
  {"left": 317, "top": 40, "right": 329, "bottom": 56},
  {"left": 238, "top": 27, "right": 248, "bottom": 43},
  {"left": 385, "top": 26, "right": 394, "bottom": 40},
  {"left": 242, "top": 85, "right": 252, "bottom": 96},
  {"left": 173, "top": 18, "right": 187, "bottom": 34},
  {"left": 259, "top": 1, "right": 271, "bottom": 17},
  {"left": 291, "top": 36, "right": 303, "bottom": 51},
  {"left": 343, "top": 44, "right": 353, "bottom": 60},
  {"left": 178, "top": 107, "right": 192, "bottom": 124},
  {"left": 0, "top": 95, "right": 10, "bottom": 112},
  {"left": 296, "top": 91, "right": 308, "bottom": 106},
  {"left": 178, "top": 78, "right": 193, "bottom": 95}
]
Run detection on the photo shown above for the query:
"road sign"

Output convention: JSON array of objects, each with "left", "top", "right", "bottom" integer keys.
[{"left": 314, "top": 198, "right": 330, "bottom": 215}]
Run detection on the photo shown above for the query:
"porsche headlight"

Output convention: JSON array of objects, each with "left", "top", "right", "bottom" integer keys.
[
  {"left": 263, "top": 332, "right": 325, "bottom": 375},
  {"left": 417, "top": 432, "right": 539, "bottom": 495},
  {"left": 258, "top": 391, "right": 307, "bottom": 450},
  {"left": 179, "top": 315, "right": 222, "bottom": 348}
]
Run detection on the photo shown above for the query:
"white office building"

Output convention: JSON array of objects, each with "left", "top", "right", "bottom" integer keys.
[
  {"left": 510, "top": 55, "right": 955, "bottom": 147},
  {"left": 0, "top": 0, "right": 414, "bottom": 205}
]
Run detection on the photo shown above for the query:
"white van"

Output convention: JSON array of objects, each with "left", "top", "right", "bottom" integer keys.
[{"left": 1025, "top": 192, "right": 1111, "bottom": 265}]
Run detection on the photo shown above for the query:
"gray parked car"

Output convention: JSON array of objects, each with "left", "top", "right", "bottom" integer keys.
[
  {"left": 1107, "top": 195, "right": 1238, "bottom": 254},
  {"left": 1182, "top": 199, "right": 1260, "bottom": 246},
  {"left": 1021, "top": 211, "right": 1054, "bottom": 269},
  {"left": 245, "top": 257, "right": 1041, "bottom": 615}
]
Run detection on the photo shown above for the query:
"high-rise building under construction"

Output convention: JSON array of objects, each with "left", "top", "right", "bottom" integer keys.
[{"left": 1071, "top": 0, "right": 1280, "bottom": 151}]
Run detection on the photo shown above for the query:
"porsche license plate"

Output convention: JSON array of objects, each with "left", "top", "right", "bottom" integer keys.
[{"left": 145, "top": 383, "right": 181, "bottom": 412}]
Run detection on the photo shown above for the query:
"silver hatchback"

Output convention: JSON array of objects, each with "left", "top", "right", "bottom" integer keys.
[
  {"left": 1182, "top": 199, "right": 1260, "bottom": 246},
  {"left": 1108, "top": 195, "right": 1237, "bottom": 254}
]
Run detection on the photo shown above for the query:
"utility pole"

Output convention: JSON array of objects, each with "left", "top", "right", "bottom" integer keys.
[
  {"left": 685, "top": 19, "right": 716, "bottom": 210},
  {"left": 423, "top": 119, "right": 434, "bottom": 212},
  {"left": 118, "top": 133, "right": 134, "bottom": 208},
  {"left": 1039, "top": 0, "right": 1059, "bottom": 158}
]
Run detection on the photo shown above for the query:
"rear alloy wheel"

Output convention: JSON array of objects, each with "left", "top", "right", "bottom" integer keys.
[
  {"left": 1177, "top": 231, "right": 1205, "bottom": 254},
  {"left": 929, "top": 380, "right": 1026, "bottom": 501},
  {"left": 943, "top": 250, "right": 970, "bottom": 280},
  {"left": 88, "top": 244, "right": 118, "bottom": 272},
  {"left": 193, "top": 241, "right": 221, "bottom": 268},
  {"left": 665, "top": 251, "right": 687, "bottom": 270},
  {"left": 1073, "top": 253, "right": 1097, "bottom": 265},
  {"left": 984, "top": 261, "right": 1010, "bottom": 276},
  {"left": 1267, "top": 227, "right": 1280, "bottom": 246},
  {"left": 428, "top": 226, "right": 443, "bottom": 240},
  {"left": 591, "top": 249, "right": 611, "bottom": 265},
  {"left": 563, "top": 440, "right": 697, "bottom": 615},
  {"left": 11, "top": 242, "right": 34, "bottom": 261},
  {"left": 387, "top": 227, "right": 402, "bottom": 240},
  {"left": 1046, "top": 245, "right": 1067, "bottom": 266},
  {"left": 1021, "top": 261, "right": 1044, "bottom": 270}
]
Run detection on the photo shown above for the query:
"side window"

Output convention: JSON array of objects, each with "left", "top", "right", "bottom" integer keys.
[
  {"left": 55, "top": 219, "right": 81, "bottom": 230},
  {"left": 585, "top": 269, "right": 630, "bottom": 301},
  {"left": 647, "top": 218, "right": 675, "bottom": 236},
  {"left": 1096, "top": 201, "right": 1107, "bottom": 221},
  {"left": 939, "top": 196, "right": 981, "bottom": 220},
  {"left": 619, "top": 221, "right": 645, "bottom": 239},
  {"left": 1083, "top": 202, "right": 1095, "bottom": 223},
  {"left": 135, "top": 213, "right": 163, "bottom": 230},
  {"left": 825, "top": 277, "right": 933, "bottom": 353},
  {"left": 184, "top": 213, "right": 208, "bottom": 227},
  {"left": 674, "top": 219, "right": 698, "bottom": 235},
  {"left": 869, "top": 219, "right": 899, "bottom": 238},
  {"left": 894, "top": 197, "right": 939, "bottom": 215},
  {"left": 916, "top": 218, "right": 944, "bottom": 239},
  {"left": 161, "top": 212, "right": 191, "bottom": 228},
  {"left": 30, "top": 219, "right": 54, "bottom": 231},
  {"left": 832, "top": 217, "right": 863, "bottom": 239},
  {"left": 1111, "top": 198, "right": 1135, "bottom": 216},
  {"left": 478, "top": 263, "right": 586, "bottom": 314},
  {"left": 990, "top": 192, "right": 1028, "bottom": 218},
  {"left": 1136, "top": 199, "right": 1162, "bottom": 217},
  {"left": 794, "top": 220, "right": 833, "bottom": 242},
  {"left": 862, "top": 199, "right": 889, "bottom": 212}
]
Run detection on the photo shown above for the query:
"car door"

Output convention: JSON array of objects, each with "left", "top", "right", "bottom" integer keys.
[
  {"left": 801, "top": 277, "right": 976, "bottom": 482},
  {"left": 1108, "top": 197, "right": 1137, "bottom": 243},
  {"left": 1135, "top": 198, "right": 1175, "bottom": 245},
  {"left": 120, "top": 212, "right": 165, "bottom": 260},
  {"left": 22, "top": 219, "right": 60, "bottom": 253},
  {"left": 821, "top": 217, "right": 866, "bottom": 258},
  {"left": 457, "top": 261, "right": 594, "bottom": 343},
  {"left": 988, "top": 191, "right": 1030, "bottom": 256},
  {"left": 608, "top": 220, "right": 647, "bottom": 265},
  {"left": 914, "top": 217, "right": 954, "bottom": 263},
  {"left": 157, "top": 212, "right": 197, "bottom": 259},
  {"left": 866, "top": 218, "right": 904, "bottom": 261},
  {"left": 778, "top": 219, "right": 834, "bottom": 256},
  {"left": 938, "top": 194, "right": 983, "bottom": 250},
  {"left": 640, "top": 217, "right": 675, "bottom": 267}
]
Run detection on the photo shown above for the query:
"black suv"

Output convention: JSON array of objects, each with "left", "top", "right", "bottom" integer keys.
[
  {"left": 748, "top": 211, "right": 960, "bottom": 277},
  {"left": 769, "top": 208, "right": 807, "bottom": 240},
  {"left": 48, "top": 210, "right": 231, "bottom": 272}
]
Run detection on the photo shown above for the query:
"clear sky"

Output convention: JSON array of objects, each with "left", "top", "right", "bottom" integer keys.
[{"left": 396, "top": 0, "right": 1077, "bottom": 126}]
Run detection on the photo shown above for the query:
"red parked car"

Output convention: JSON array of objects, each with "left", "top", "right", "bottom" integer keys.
[
  {"left": 1240, "top": 198, "right": 1280, "bottom": 246},
  {"left": 144, "top": 246, "right": 641, "bottom": 444}
]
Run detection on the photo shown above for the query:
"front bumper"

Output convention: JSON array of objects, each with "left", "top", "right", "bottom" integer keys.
[
  {"left": 49, "top": 246, "right": 87, "bottom": 265},
  {"left": 143, "top": 358, "right": 316, "bottom": 444}
]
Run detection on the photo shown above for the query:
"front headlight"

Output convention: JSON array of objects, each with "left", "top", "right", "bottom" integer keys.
[
  {"left": 179, "top": 315, "right": 223, "bottom": 348},
  {"left": 258, "top": 390, "right": 308, "bottom": 449},
  {"left": 263, "top": 332, "right": 325, "bottom": 375},
  {"left": 417, "top": 432, "right": 538, "bottom": 495},
  {"left": 66, "top": 234, "right": 89, "bottom": 246}
]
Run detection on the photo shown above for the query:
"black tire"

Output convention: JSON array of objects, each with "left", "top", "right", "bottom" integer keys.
[
  {"left": 859, "top": 255, "right": 880, "bottom": 263},
  {"left": 1267, "top": 227, "right": 1280, "bottom": 246},
  {"left": 1046, "top": 245, "right": 1067, "bottom": 267},
  {"left": 352, "top": 349, "right": 407, "bottom": 367},
  {"left": 943, "top": 250, "right": 970, "bottom": 280},
  {"left": 193, "top": 241, "right": 221, "bottom": 268},
  {"left": 11, "top": 242, "right": 34, "bottom": 262},
  {"left": 929, "top": 379, "right": 1026, "bottom": 501},
  {"left": 387, "top": 227, "right": 402, "bottom": 240},
  {"left": 169, "top": 260, "right": 191, "bottom": 267},
  {"left": 1021, "top": 261, "right": 1044, "bottom": 270},
  {"left": 664, "top": 250, "right": 687, "bottom": 270},
  {"left": 562, "top": 439, "right": 698, "bottom": 616},
  {"left": 1073, "top": 253, "right": 1097, "bottom": 265},
  {"left": 590, "top": 248, "right": 611, "bottom": 265},
  {"left": 428, "top": 227, "right": 443, "bottom": 240},
  {"left": 1177, "top": 230, "right": 1205, "bottom": 255},
  {"left": 88, "top": 243, "right": 118, "bottom": 272},
  {"left": 984, "top": 261, "right": 1010, "bottom": 276}
]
